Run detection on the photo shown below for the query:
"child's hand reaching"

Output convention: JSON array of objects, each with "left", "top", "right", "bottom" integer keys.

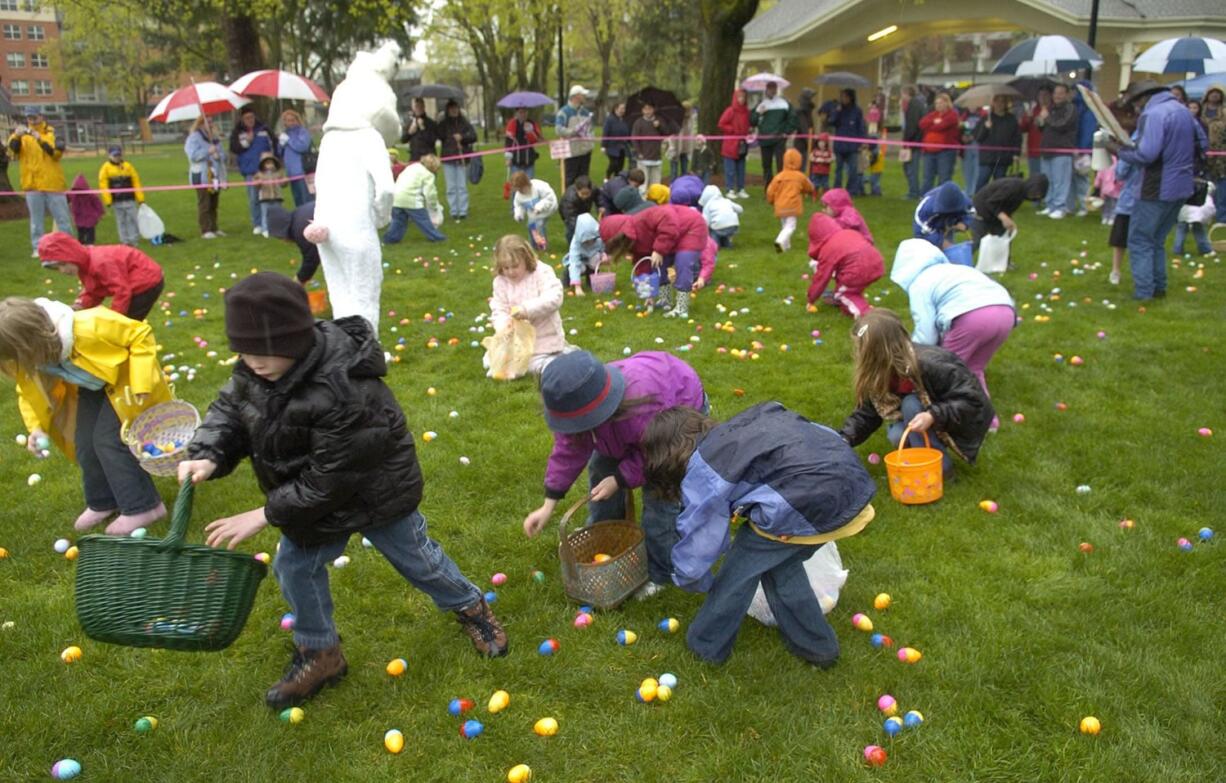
[
  {"left": 590, "top": 476, "right": 619, "bottom": 502},
  {"left": 178, "top": 458, "right": 218, "bottom": 485},
  {"left": 523, "top": 499, "right": 558, "bottom": 537},
  {"left": 205, "top": 507, "right": 268, "bottom": 550}
]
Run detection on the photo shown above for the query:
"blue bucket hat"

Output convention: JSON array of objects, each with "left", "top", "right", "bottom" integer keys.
[{"left": 540, "top": 351, "right": 626, "bottom": 434}]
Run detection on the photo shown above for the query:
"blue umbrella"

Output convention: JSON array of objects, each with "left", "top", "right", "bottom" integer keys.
[
  {"left": 1175, "top": 72, "right": 1226, "bottom": 100},
  {"left": 1133, "top": 36, "right": 1226, "bottom": 76},
  {"left": 993, "top": 35, "right": 1102, "bottom": 76},
  {"left": 496, "top": 91, "right": 555, "bottom": 109}
]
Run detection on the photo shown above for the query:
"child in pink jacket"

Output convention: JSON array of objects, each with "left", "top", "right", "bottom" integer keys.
[
  {"left": 820, "top": 188, "right": 875, "bottom": 245},
  {"left": 488, "top": 234, "right": 575, "bottom": 377},
  {"left": 1093, "top": 158, "right": 1123, "bottom": 226}
]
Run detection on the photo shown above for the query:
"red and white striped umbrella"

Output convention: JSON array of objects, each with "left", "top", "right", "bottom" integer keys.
[
  {"left": 148, "top": 81, "right": 249, "bottom": 123},
  {"left": 229, "top": 70, "right": 329, "bottom": 103}
]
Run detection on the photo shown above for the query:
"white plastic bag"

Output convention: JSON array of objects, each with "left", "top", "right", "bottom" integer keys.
[
  {"left": 976, "top": 228, "right": 1015, "bottom": 275},
  {"left": 137, "top": 203, "right": 165, "bottom": 240},
  {"left": 747, "top": 541, "right": 847, "bottom": 625}
]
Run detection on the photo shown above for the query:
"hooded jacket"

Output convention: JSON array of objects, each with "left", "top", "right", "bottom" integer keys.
[
  {"left": 646, "top": 184, "right": 670, "bottom": 205},
  {"left": 513, "top": 179, "right": 558, "bottom": 222},
  {"left": 280, "top": 125, "right": 313, "bottom": 177},
  {"left": 612, "top": 186, "right": 651, "bottom": 215},
  {"left": 600, "top": 204, "right": 708, "bottom": 258},
  {"left": 7, "top": 120, "right": 66, "bottom": 191},
  {"left": 810, "top": 134, "right": 834, "bottom": 173},
  {"left": 717, "top": 90, "right": 751, "bottom": 159},
  {"left": 559, "top": 183, "right": 594, "bottom": 234},
  {"left": 67, "top": 174, "right": 105, "bottom": 229},
  {"left": 840, "top": 343, "right": 994, "bottom": 464},
  {"left": 392, "top": 160, "right": 441, "bottom": 211},
  {"left": 698, "top": 185, "right": 742, "bottom": 231},
  {"left": 820, "top": 188, "right": 874, "bottom": 244},
  {"left": 597, "top": 171, "right": 634, "bottom": 213},
  {"left": 98, "top": 159, "right": 144, "bottom": 205},
  {"left": 973, "top": 110, "right": 1022, "bottom": 167},
  {"left": 188, "top": 317, "right": 424, "bottom": 547},
  {"left": 913, "top": 182, "right": 973, "bottom": 247},
  {"left": 889, "top": 238, "right": 1014, "bottom": 346},
  {"left": 37, "top": 232, "right": 163, "bottom": 315},
  {"left": 671, "top": 402, "right": 876, "bottom": 592},
  {"left": 806, "top": 214, "right": 884, "bottom": 304},
  {"left": 668, "top": 175, "right": 706, "bottom": 208},
  {"left": 1118, "top": 91, "right": 1208, "bottom": 202},
  {"left": 827, "top": 98, "right": 866, "bottom": 154},
  {"left": 437, "top": 111, "right": 477, "bottom": 158},
  {"left": 229, "top": 119, "right": 277, "bottom": 176},
  {"left": 491, "top": 259, "right": 566, "bottom": 355},
  {"left": 765, "top": 149, "right": 815, "bottom": 218},
  {"left": 972, "top": 175, "right": 1048, "bottom": 234},
  {"left": 565, "top": 213, "right": 605, "bottom": 282},
  {"left": 1039, "top": 99, "right": 1078, "bottom": 154}
]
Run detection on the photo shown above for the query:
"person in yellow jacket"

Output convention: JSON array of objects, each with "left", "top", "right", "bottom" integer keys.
[
  {"left": 7, "top": 110, "right": 73, "bottom": 257},
  {"left": 0, "top": 297, "right": 171, "bottom": 534},
  {"left": 98, "top": 145, "right": 145, "bottom": 247}
]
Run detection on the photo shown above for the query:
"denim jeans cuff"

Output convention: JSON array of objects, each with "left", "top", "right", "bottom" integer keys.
[{"left": 293, "top": 628, "right": 340, "bottom": 650}]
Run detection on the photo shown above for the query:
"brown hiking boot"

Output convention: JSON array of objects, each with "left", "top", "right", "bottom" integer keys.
[
  {"left": 455, "top": 598, "right": 508, "bottom": 658},
  {"left": 265, "top": 644, "right": 348, "bottom": 710}
]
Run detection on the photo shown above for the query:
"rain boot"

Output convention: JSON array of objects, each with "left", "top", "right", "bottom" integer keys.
[{"left": 664, "top": 290, "right": 690, "bottom": 319}]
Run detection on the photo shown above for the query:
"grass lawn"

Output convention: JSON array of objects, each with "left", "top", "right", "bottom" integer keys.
[{"left": 0, "top": 143, "right": 1223, "bottom": 783}]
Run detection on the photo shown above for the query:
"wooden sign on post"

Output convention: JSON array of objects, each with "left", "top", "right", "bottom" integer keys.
[{"left": 550, "top": 139, "right": 571, "bottom": 194}]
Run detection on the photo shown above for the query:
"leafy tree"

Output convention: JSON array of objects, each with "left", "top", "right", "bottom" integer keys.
[{"left": 696, "top": 0, "right": 760, "bottom": 137}]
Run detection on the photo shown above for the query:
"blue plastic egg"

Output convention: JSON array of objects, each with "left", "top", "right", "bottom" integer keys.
[
  {"left": 883, "top": 716, "right": 903, "bottom": 736},
  {"left": 51, "top": 759, "right": 81, "bottom": 780},
  {"left": 904, "top": 710, "right": 924, "bottom": 728},
  {"left": 483, "top": 590, "right": 497, "bottom": 603},
  {"left": 1199, "top": 527, "right": 1214, "bottom": 541},
  {"left": 870, "top": 633, "right": 885, "bottom": 648}
]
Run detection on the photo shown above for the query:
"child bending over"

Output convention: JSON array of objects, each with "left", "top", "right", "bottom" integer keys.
[{"left": 488, "top": 234, "right": 576, "bottom": 377}]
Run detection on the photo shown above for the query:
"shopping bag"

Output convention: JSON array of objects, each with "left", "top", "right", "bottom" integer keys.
[
  {"left": 137, "top": 203, "right": 165, "bottom": 240},
  {"left": 747, "top": 541, "right": 847, "bottom": 624},
  {"left": 976, "top": 228, "right": 1015, "bottom": 274},
  {"left": 468, "top": 155, "right": 484, "bottom": 185},
  {"left": 481, "top": 319, "right": 536, "bottom": 380}
]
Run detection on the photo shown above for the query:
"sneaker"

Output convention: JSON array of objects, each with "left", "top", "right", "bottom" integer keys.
[
  {"left": 1037, "top": 208, "right": 1051, "bottom": 216},
  {"left": 1048, "top": 210, "right": 1066, "bottom": 220},
  {"left": 736, "top": 189, "right": 750, "bottom": 199},
  {"left": 202, "top": 232, "right": 217, "bottom": 240},
  {"left": 265, "top": 644, "right": 348, "bottom": 709},
  {"left": 726, "top": 189, "right": 739, "bottom": 199},
  {"left": 989, "top": 416, "right": 1001, "bottom": 433},
  {"left": 253, "top": 227, "right": 263, "bottom": 235},
  {"left": 774, "top": 242, "right": 783, "bottom": 254},
  {"left": 1075, "top": 209, "right": 1089, "bottom": 218},
  {"left": 31, "top": 250, "right": 39, "bottom": 258},
  {"left": 214, "top": 229, "right": 227, "bottom": 237},
  {"left": 261, "top": 229, "right": 270, "bottom": 238},
  {"left": 1109, "top": 270, "right": 1120, "bottom": 285},
  {"left": 455, "top": 598, "right": 508, "bottom": 657},
  {"left": 634, "top": 581, "right": 666, "bottom": 601}
]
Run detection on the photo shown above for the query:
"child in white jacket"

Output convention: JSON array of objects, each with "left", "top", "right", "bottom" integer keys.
[
  {"left": 698, "top": 184, "right": 743, "bottom": 248},
  {"left": 488, "top": 234, "right": 575, "bottom": 377},
  {"left": 1173, "top": 187, "right": 1215, "bottom": 257},
  {"left": 510, "top": 171, "right": 558, "bottom": 251}
]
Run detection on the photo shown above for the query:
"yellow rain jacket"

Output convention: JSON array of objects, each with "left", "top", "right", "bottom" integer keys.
[
  {"left": 15, "top": 307, "right": 171, "bottom": 463},
  {"left": 97, "top": 160, "right": 145, "bottom": 205},
  {"left": 7, "top": 120, "right": 67, "bottom": 192}
]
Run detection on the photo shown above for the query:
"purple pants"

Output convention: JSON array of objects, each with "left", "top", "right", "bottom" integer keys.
[
  {"left": 665, "top": 249, "right": 701, "bottom": 293},
  {"left": 939, "top": 304, "right": 1014, "bottom": 398}
]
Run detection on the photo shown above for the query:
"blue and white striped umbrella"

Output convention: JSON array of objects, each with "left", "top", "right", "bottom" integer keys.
[
  {"left": 992, "top": 35, "right": 1103, "bottom": 76},
  {"left": 1133, "top": 36, "right": 1226, "bottom": 76}
]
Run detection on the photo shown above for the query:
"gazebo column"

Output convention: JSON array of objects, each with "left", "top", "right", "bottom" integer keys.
[{"left": 1117, "top": 41, "right": 1135, "bottom": 92}]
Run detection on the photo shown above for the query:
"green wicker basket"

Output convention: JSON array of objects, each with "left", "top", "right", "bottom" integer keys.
[{"left": 74, "top": 480, "right": 268, "bottom": 651}]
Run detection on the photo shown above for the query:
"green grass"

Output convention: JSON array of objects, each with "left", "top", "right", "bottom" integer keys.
[{"left": 1, "top": 145, "right": 1224, "bottom": 782}]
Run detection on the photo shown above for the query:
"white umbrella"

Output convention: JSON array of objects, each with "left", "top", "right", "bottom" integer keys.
[
  {"left": 1133, "top": 36, "right": 1226, "bottom": 76},
  {"left": 148, "top": 81, "right": 249, "bottom": 123},
  {"left": 229, "top": 69, "right": 329, "bottom": 103},
  {"left": 741, "top": 72, "right": 791, "bottom": 91},
  {"left": 992, "top": 35, "right": 1102, "bottom": 76}
]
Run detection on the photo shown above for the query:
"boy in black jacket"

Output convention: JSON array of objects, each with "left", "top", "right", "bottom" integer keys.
[
  {"left": 180, "top": 273, "right": 507, "bottom": 710},
  {"left": 559, "top": 175, "right": 594, "bottom": 243}
]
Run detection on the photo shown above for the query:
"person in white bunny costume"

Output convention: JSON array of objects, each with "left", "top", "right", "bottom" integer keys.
[{"left": 303, "top": 42, "right": 401, "bottom": 332}]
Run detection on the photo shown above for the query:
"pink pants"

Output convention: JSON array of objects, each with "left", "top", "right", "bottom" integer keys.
[
  {"left": 833, "top": 284, "right": 871, "bottom": 317},
  {"left": 939, "top": 304, "right": 1014, "bottom": 398}
]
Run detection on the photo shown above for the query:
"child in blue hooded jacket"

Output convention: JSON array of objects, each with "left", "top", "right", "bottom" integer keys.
[
  {"left": 562, "top": 213, "right": 605, "bottom": 295},
  {"left": 913, "top": 181, "right": 972, "bottom": 248},
  {"left": 642, "top": 402, "right": 876, "bottom": 666}
]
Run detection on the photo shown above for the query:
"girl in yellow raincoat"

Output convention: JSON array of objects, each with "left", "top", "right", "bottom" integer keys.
[{"left": 0, "top": 297, "right": 171, "bottom": 534}]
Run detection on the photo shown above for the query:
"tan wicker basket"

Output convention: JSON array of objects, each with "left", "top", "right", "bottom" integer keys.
[
  {"left": 122, "top": 400, "right": 200, "bottom": 477},
  {"left": 1210, "top": 223, "right": 1226, "bottom": 254},
  {"left": 558, "top": 492, "right": 648, "bottom": 609}
]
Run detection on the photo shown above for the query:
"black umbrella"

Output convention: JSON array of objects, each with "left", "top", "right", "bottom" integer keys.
[
  {"left": 814, "top": 71, "right": 871, "bottom": 89},
  {"left": 625, "top": 86, "right": 684, "bottom": 129},
  {"left": 1007, "top": 76, "right": 1064, "bottom": 101},
  {"left": 403, "top": 84, "right": 465, "bottom": 102}
]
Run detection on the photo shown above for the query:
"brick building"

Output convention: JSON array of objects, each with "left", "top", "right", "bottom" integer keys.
[{"left": 0, "top": 1, "right": 67, "bottom": 110}]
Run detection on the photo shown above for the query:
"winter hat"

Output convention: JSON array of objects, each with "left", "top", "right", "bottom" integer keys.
[
  {"left": 1023, "top": 174, "right": 1050, "bottom": 201},
  {"left": 107, "top": 145, "right": 123, "bottom": 157},
  {"left": 613, "top": 187, "right": 648, "bottom": 214},
  {"left": 224, "top": 272, "right": 315, "bottom": 359},
  {"left": 540, "top": 351, "right": 626, "bottom": 434},
  {"left": 265, "top": 205, "right": 293, "bottom": 239},
  {"left": 259, "top": 152, "right": 282, "bottom": 171}
]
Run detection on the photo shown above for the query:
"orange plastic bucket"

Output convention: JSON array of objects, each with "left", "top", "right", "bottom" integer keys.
[
  {"left": 307, "top": 289, "right": 329, "bottom": 316},
  {"left": 883, "top": 425, "right": 944, "bottom": 505}
]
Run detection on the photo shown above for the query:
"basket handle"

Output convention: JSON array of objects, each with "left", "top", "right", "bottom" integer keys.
[
  {"left": 896, "top": 424, "right": 932, "bottom": 453},
  {"left": 632, "top": 256, "right": 654, "bottom": 277},
  {"left": 557, "top": 488, "right": 637, "bottom": 543},
  {"left": 155, "top": 479, "right": 195, "bottom": 550}
]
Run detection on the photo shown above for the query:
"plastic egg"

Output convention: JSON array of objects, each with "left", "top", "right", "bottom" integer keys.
[
  {"left": 533, "top": 717, "right": 558, "bottom": 736},
  {"left": 898, "top": 646, "right": 922, "bottom": 663},
  {"left": 538, "top": 638, "right": 559, "bottom": 656},
  {"left": 491, "top": 572, "right": 507, "bottom": 586},
  {"left": 134, "top": 716, "right": 158, "bottom": 733},
  {"left": 592, "top": 552, "right": 611, "bottom": 563},
  {"left": 28, "top": 473, "right": 42, "bottom": 486},
  {"left": 280, "top": 706, "right": 305, "bottom": 724},
  {"left": 866, "top": 452, "right": 881, "bottom": 465},
  {"left": 507, "top": 763, "right": 533, "bottom": 783},
  {"left": 422, "top": 431, "right": 437, "bottom": 442},
  {"left": 280, "top": 612, "right": 295, "bottom": 631},
  {"left": 460, "top": 719, "right": 484, "bottom": 738},
  {"left": 1056, "top": 401, "right": 1068, "bottom": 411},
  {"left": 658, "top": 617, "right": 680, "bottom": 633},
  {"left": 488, "top": 689, "right": 510, "bottom": 713},
  {"left": 332, "top": 555, "right": 350, "bottom": 568},
  {"left": 870, "top": 633, "right": 893, "bottom": 648},
  {"left": 15, "top": 433, "right": 26, "bottom": 446},
  {"left": 658, "top": 672, "right": 678, "bottom": 689},
  {"left": 1075, "top": 484, "right": 1091, "bottom": 494},
  {"left": 384, "top": 728, "right": 404, "bottom": 753},
  {"left": 874, "top": 593, "right": 892, "bottom": 611},
  {"left": 532, "top": 570, "right": 545, "bottom": 583},
  {"left": 64, "top": 546, "right": 78, "bottom": 561},
  {"left": 51, "top": 759, "right": 81, "bottom": 780},
  {"left": 53, "top": 538, "right": 70, "bottom": 554},
  {"left": 484, "top": 590, "right": 497, "bottom": 603},
  {"left": 386, "top": 657, "right": 407, "bottom": 677},
  {"left": 1199, "top": 527, "right": 1213, "bottom": 541},
  {"left": 35, "top": 434, "right": 50, "bottom": 450},
  {"left": 1119, "top": 519, "right": 1135, "bottom": 530},
  {"left": 60, "top": 645, "right": 83, "bottom": 663},
  {"left": 884, "top": 716, "right": 903, "bottom": 736},
  {"left": 863, "top": 744, "right": 887, "bottom": 767},
  {"left": 1177, "top": 537, "right": 1193, "bottom": 552},
  {"left": 1079, "top": 716, "right": 1101, "bottom": 735},
  {"left": 130, "top": 527, "right": 147, "bottom": 539},
  {"left": 448, "top": 697, "right": 475, "bottom": 716},
  {"left": 979, "top": 500, "right": 999, "bottom": 513},
  {"left": 1069, "top": 355, "right": 1084, "bottom": 366},
  {"left": 426, "top": 387, "right": 437, "bottom": 396},
  {"left": 904, "top": 709, "right": 924, "bottom": 728},
  {"left": 1198, "top": 427, "right": 1213, "bottom": 437},
  {"left": 617, "top": 629, "right": 638, "bottom": 646},
  {"left": 877, "top": 694, "right": 898, "bottom": 715},
  {"left": 636, "top": 677, "right": 658, "bottom": 703},
  {"left": 851, "top": 613, "right": 873, "bottom": 632},
  {"left": 1012, "top": 413, "right": 1025, "bottom": 423},
  {"left": 254, "top": 552, "right": 272, "bottom": 564},
  {"left": 573, "top": 612, "right": 593, "bottom": 628},
  {"left": 1079, "top": 542, "right": 1094, "bottom": 553},
  {"left": 0, "top": 547, "right": 7, "bottom": 559}
]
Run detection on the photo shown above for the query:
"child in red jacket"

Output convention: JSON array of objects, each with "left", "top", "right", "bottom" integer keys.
[
  {"left": 806, "top": 213, "right": 884, "bottom": 318},
  {"left": 36, "top": 232, "right": 165, "bottom": 321},
  {"left": 820, "top": 188, "right": 875, "bottom": 245},
  {"left": 809, "top": 134, "right": 834, "bottom": 196}
]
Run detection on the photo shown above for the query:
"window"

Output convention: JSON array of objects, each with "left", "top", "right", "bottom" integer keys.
[
  {"left": 27, "top": 25, "right": 44, "bottom": 41},
  {"left": 22, "top": 0, "right": 40, "bottom": 10},
  {"left": 31, "top": 52, "right": 47, "bottom": 68},
  {"left": 5, "top": 52, "right": 24, "bottom": 68},
  {"left": 0, "top": 0, "right": 18, "bottom": 11},
  {"left": 2, "top": 24, "right": 20, "bottom": 40},
  {"left": 34, "top": 79, "right": 51, "bottom": 96},
  {"left": 10, "top": 79, "right": 28, "bottom": 95}
]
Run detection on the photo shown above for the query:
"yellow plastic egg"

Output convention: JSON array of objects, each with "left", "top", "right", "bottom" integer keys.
[
  {"left": 64, "top": 546, "right": 79, "bottom": 561},
  {"left": 638, "top": 677, "right": 658, "bottom": 703},
  {"left": 488, "top": 689, "right": 510, "bottom": 713},
  {"left": 507, "top": 764, "right": 533, "bottom": 783},
  {"left": 60, "top": 645, "right": 83, "bottom": 663},
  {"left": 592, "top": 553, "right": 611, "bottom": 563},
  {"left": 533, "top": 717, "right": 558, "bottom": 736},
  {"left": 385, "top": 657, "right": 407, "bottom": 677},
  {"left": 384, "top": 728, "right": 404, "bottom": 754},
  {"left": 1080, "top": 716, "right": 1101, "bottom": 735},
  {"left": 0, "top": 547, "right": 8, "bottom": 558},
  {"left": 874, "top": 593, "right": 892, "bottom": 611},
  {"left": 656, "top": 684, "right": 673, "bottom": 702}
]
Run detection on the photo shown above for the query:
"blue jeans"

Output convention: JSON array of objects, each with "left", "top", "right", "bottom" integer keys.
[
  {"left": 810, "top": 173, "right": 829, "bottom": 191},
  {"left": 922, "top": 150, "right": 956, "bottom": 192},
  {"left": 711, "top": 225, "right": 738, "bottom": 248},
  {"left": 243, "top": 175, "right": 262, "bottom": 228},
  {"left": 886, "top": 394, "right": 954, "bottom": 475},
  {"left": 963, "top": 144, "right": 980, "bottom": 195},
  {"left": 904, "top": 155, "right": 922, "bottom": 198},
  {"left": 443, "top": 162, "right": 469, "bottom": 218},
  {"left": 1029, "top": 155, "right": 1042, "bottom": 179},
  {"left": 383, "top": 206, "right": 445, "bottom": 243},
  {"left": 686, "top": 523, "right": 839, "bottom": 666},
  {"left": 1173, "top": 221, "right": 1211, "bottom": 256},
  {"left": 273, "top": 510, "right": 481, "bottom": 650},
  {"left": 1128, "top": 198, "right": 1183, "bottom": 299},
  {"left": 867, "top": 171, "right": 882, "bottom": 196},
  {"left": 587, "top": 454, "right": 681, "bottom": 585},
  {"left": 1216, "top": 178, "right": 1226, "bottom": 223},
  {"left": 1072, "top": 169, "right": 1089, "bottom": 214},
  {"left": 510, "top": 163, "right": 535, "bottom": 180},
  {"left": 976, "top": 160, "right": 1012, "bottom": 192},
  {"left": 25, "top": 191, "right": 73, "bottom": 253},
  {"left": 288, "top": 178, "right": 313, "bottom": 207},
  {"left": 833, "top": 149, "right": 860, "bottom": 192},
  {"left": 670, "top": 154, "right": 690, "bottom": 180},
  {"left": 1042, "top": 155, "right": 1072, "bottom": 213},
  {"left": 722, "top": 156, "right": 746, "bottom": 192}
]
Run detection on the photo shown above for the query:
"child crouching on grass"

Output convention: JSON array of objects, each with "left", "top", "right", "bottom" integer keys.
[
  {"left": 642, "top": 402, "right": 876, "bottom": 666},
  {"left": 179, "top": 272, "right": 507, "bottom": 711},
  {"left": 511, "top": 171, "right": 558, "bottom": 251},
  {"left": 488, "top": 234, "right": 576, "bottom": 378}
]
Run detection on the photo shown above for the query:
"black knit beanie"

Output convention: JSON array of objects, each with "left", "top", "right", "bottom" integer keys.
[{"left": 224, "top": 272, "right": 315, "bottom": 358}]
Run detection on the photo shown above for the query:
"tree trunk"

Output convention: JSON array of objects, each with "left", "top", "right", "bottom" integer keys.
[
  {"left": 221, "top": 12, "right": 270, "bottom": 117},
  {"left": 697, "top": 0, "right": 760, "bottom": 137}
]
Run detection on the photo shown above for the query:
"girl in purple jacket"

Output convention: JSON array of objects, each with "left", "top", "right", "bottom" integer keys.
[{"left": 522, "top": 350, "right": 707, "bottom": 598}]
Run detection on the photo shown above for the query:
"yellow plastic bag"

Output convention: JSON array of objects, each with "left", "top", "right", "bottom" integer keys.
[{"left": 482, "top": 319, "right": 537, "bottom": 380}]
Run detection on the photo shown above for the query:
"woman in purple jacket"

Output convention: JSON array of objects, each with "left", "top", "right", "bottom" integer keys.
[{"left": 522, "top": 350, "right": 707, "bottom": 599}]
